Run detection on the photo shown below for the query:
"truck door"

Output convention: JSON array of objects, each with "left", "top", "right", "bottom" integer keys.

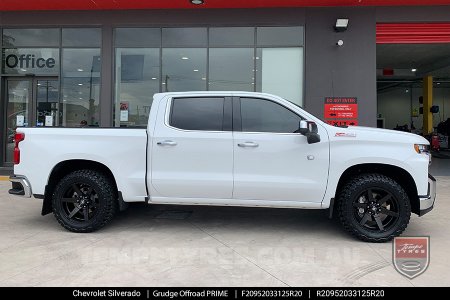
[
  {"left": 150, "top": 96, "right": 233, "bottom": 199},
  {"left": 232, "top": 97, "right": 329, "bottom": 203}
]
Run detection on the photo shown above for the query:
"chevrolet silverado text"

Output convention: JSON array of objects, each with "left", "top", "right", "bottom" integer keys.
[{"left": 9, "top": 92, "right": 436, "bottom": 242}]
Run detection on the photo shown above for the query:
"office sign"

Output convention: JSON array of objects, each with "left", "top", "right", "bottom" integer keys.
[{"left": 3, "top": 48, "right": 59, "bottom": 75}]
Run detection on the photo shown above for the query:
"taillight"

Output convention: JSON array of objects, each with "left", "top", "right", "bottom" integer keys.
[{"left": 13, "top": 132, "right": 25, "bottom": 165}]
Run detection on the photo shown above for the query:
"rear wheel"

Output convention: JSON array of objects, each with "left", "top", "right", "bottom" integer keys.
[
  {"left": 52, "top": 170, "right": 117, "bottom": 232},
  {"left": 338, "top": 173, "right": 411, "bottom": 242}
]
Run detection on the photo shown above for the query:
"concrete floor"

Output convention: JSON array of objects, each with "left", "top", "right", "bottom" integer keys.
[{"left": 0, "top": 164, "right": 449, "bottom": 287}]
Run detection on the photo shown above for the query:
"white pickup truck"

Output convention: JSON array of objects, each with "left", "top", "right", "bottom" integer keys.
[{"left": 9, "top": 92, "right": 436, "bottom": 242}]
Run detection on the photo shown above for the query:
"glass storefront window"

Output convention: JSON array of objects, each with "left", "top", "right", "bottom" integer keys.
[
  {"left": 115, "top": 28, "right": 161, "bottom": 47},
  {"left": 113, "top": 26, "right": 304, "bottom": 126},
  {"left": 256, "top": 47, "right": 303, "bottom": 106},
  {"left": 2, "top": 28, "right": 59, "bottom": 47},
  {"left": 61, "top": 49, "right": 101, "bottom": 127},
  {"left": 257, "top": 27, "right": 304, "bottom": 46},
  {"left": 162, "top": 48, "right": 207, "bottom": 92},
  {"left": 162, "top": 28, "right": 207, "bottom": 47},
  {"left": 62, "top": 28, "right": 101, "bottom": 47},
  {"left": 2, "top": 48, "right": 59, "bottom": 75},
  {"left": 209, "top": 48, "right": 254, "bottom": 91},
  {"left": 115, "top": 48, "right": 160, "bottom": 127},
  {"left": 209, "top": 27, "right": 254, "bottom": 47}
]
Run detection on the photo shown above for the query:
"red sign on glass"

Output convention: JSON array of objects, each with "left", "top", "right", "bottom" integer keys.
[{"left": 324, "top": 97, "right": 358, "bottom": 126}]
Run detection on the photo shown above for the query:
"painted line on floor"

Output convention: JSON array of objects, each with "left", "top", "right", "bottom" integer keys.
[{"left": 0, "top": 176, "right": 9, "bottom": 181}]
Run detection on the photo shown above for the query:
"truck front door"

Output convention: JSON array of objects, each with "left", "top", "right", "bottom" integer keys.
[{"left": 232, "top": 97, "right": 329, "bottom": 203}]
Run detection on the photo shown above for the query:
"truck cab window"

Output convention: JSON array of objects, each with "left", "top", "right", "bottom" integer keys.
[
  {"left": 170, "top": 97, "right": 225, "bottom": 131},
  {"left": 240, "top": 97, "right": 304, "bottom": 133}
]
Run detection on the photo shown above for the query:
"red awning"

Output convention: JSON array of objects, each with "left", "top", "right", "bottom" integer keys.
[
  {"left": 1, "top": 0, "right": 450, "bottom": 11},
  {"left": 377, "top": 23, "right": 450, "bottom": 43}
]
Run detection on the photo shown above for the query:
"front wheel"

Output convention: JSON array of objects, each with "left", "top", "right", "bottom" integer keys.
[
  {"left": 337, "top": 173, "right": 411, "bottom": 242},
  {"left": 52, "top": 170, "right": 117, "bottom": 232}
]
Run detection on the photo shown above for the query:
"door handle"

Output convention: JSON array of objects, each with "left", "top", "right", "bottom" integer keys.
[
  {"left": 157, "top": 140, "right": 177, "bottom": 146},
  {"left": 238, "top": 142, "right": 259, "bottom": 148}
]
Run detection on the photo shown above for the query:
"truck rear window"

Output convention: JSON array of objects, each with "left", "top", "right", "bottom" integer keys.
[{"left": 170, "top": 97, "right": 225, "bottom": 131}]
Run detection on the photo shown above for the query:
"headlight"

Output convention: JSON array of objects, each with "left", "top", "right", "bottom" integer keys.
[{"left": 414, "top": 144, "right": 429, "bottom": 154}]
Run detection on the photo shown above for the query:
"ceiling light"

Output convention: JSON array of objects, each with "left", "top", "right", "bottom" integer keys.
[
  {"left": 181, "top": 57, "right": 189, "bottom": 60},
  {"left": 193, "top": 69, "right": 199, "bottom": 72},
  {"left": 334, "top": 18, "right": 349, "bottom": 32},
  {"left": 411, "top": 68, "right": 417, "bottom": 72},
  {"left": 201, "top": 77, "right": 206, "bottom": 80},
  {"left": 37, "top": 83, "right": 41, "bottom": 86},
  {"left": 79, "top": 97, "right": 83, "bottom": 100},
  {"left": 437, "top": 82, "right": 441, "bottom": 85},
  {"left": 190, "top": 0, "right": 204, "bottom": 5},
  {"left": 151, "top": 77, "right": 157, "bottom": 80},
  {"left": 77, "top": 68, "right": 84, "bottom": 72},
  {"left": 162, "top": 82, "right": 166, "bottom": 85},
  {"left": 78, "top": 83, "right": 83, "bottom": 86}
]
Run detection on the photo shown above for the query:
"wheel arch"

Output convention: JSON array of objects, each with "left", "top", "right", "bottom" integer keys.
[
  {"left": 41, "top": 159, "right": 120, "bottom": 215},
  {"left": 334, "top": 163, "right": 420, "bottom": 215}
]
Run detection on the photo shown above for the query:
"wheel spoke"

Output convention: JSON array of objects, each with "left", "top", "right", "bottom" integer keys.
[
  {"left": 72, "top": 184, "right": 83, "bottom": 196},
  {"left": 374, "top": 215, "right": 385, "bottom": 231},
  {"left": 359, "top": 212, "right": 372, "bottom": 225},
  {"left": 61, "top": 197, "right": 77, "bottom": 203},
  {"left": 68, "top": 206, "right": 81, "bottom": 219},
  {"left": 377, "top": 194, "right": 392, "bottom": 205},
  {"left": 86, "top": 186, "right": 93, "bottom": 196},
  {"left": 380, "top": 207, "right": 399, "bottom": 217},
  {"left": 367, "top": 189, "right": 375, "bottom": 202},
  {"left": 353, "top": 202, "right": 366, "bottom": 209},
  {"left": 83, "top": 209, "right": 89, "bottom": 221}
]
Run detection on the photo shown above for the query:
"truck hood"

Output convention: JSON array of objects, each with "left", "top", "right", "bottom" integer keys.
[{"left": 327, "top": 125, "right": 429, "bottom": 145}]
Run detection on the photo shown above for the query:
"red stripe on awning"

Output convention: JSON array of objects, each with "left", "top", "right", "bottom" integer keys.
[
  {"left": 377, "top": 23, "right": 450, "bottom": 44},
  {"left": 1, "top": 0, "right": 450, "bottom": 11}
]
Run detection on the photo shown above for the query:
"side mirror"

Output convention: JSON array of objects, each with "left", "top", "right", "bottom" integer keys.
[
  {"left": 298, "top": 120, "right": 309, "bottom": 135},
  {"left": 298, "top": 120, "right": 321, "bottom": 144}
]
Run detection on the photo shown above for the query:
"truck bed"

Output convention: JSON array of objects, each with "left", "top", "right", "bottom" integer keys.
[{"left": 14, "top": 127, "right": 148, "bottom": 202}]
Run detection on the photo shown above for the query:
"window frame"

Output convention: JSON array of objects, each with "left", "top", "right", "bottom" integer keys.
[
  {"left": 234, "top": 96, "right": 305, "bottom": 135},
  {"left": 166, "top": 96, "right": 232, "bottom": 132}
]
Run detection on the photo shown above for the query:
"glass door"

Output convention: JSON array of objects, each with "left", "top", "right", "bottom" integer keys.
[
  {"left": 35, "top": 79, "right": 59, "bottom": 127},
  {"left": 4, "top": 79, "right": 32, "bottom": 164},
  {"left": 3, "top": 77, "right": 59, "bottom": 165}
]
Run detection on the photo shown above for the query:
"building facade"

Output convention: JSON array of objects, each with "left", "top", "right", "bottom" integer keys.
[{"left": 1, "top": 2, "right": 450, "bottom": 170}]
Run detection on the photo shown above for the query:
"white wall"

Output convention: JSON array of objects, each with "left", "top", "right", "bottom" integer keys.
[
  {"left": 377, "top": 87, "right": 450, "bottom": 131},
  {"left": 377, "top": 87, "right": 412, "bottom": 130}
]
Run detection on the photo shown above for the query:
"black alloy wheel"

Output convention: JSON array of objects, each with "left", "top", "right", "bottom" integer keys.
[
  {"left": 352, "top": 187, "right": 399, "bottom": 232},
  {"left": 60, "top": 182, "right": 99, "bottom": 223}
]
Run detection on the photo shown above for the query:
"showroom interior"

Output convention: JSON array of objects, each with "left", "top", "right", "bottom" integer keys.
[{"left": 1, "top": 2, "right": 450, "bottom": 173}]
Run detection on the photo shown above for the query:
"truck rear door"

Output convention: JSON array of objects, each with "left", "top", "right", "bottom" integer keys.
[{"left": 150, "top": 96, "right": 233, "bottom": 199}]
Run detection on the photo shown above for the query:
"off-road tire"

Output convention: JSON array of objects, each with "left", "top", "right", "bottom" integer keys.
[
  {"left": 52, "top": 169, "right": 117, "bottom": 232},
  {"left": 338, "top": 173, "right": 411, "bottom": 242}
]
